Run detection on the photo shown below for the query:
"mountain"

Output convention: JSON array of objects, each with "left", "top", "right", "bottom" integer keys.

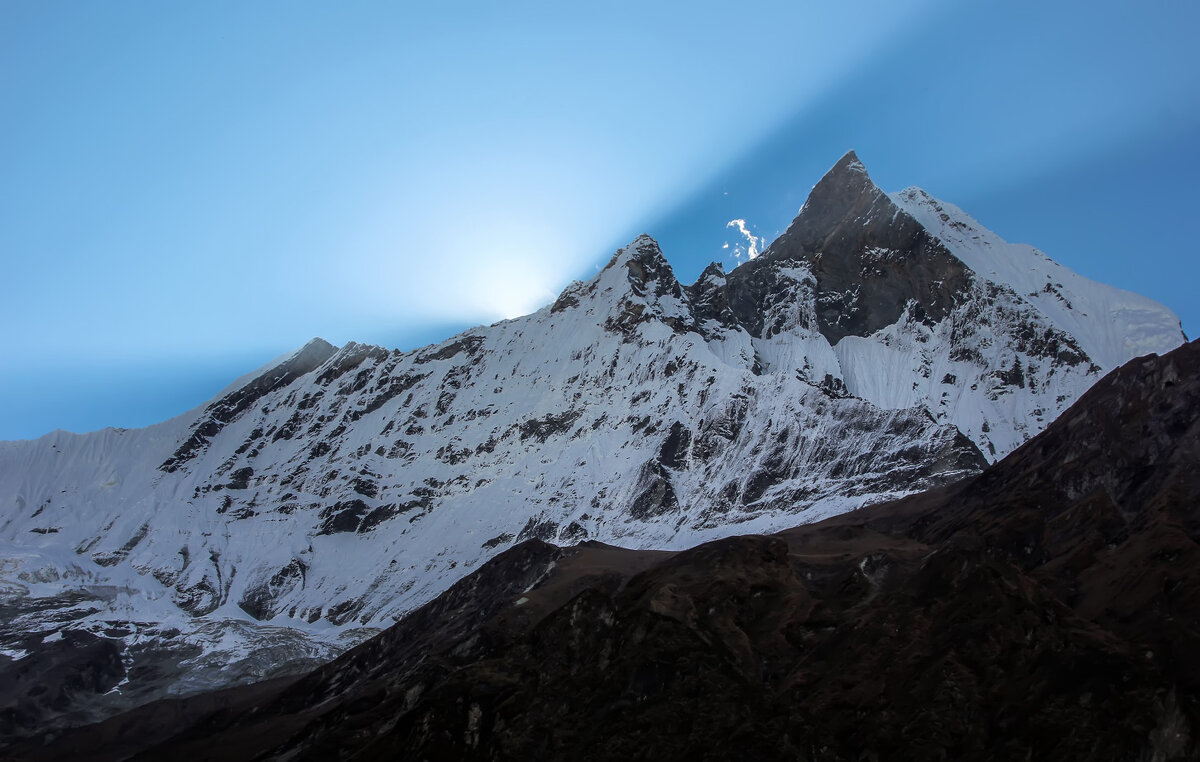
[
  {"left": 0, "top": 152, "right": 1184, "bottom": 736},
  {"left": 12, "top": 338, "right": 1197, "bottom": 762}
]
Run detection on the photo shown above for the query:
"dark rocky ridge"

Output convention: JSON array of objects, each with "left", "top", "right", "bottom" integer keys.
[
  {"left": 12, "top": 340, "right": 1197, "bottom": 761},
  {"left": 161, "top": 338, "right": 338, "bottom": 472}
]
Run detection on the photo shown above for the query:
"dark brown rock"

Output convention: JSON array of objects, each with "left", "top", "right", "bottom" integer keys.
[
  {"left": 0, "top": 631, "right": 125, "bottom": 740},
  {"left": 723, "top": 151, "right": 973, "bottom": 344}
]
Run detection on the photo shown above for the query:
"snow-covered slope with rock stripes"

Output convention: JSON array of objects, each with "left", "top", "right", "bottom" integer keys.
[{"left": 0, "top": 151, "right": 1183, "bottom": 735}]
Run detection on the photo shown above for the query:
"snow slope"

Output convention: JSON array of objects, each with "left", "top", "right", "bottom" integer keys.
[
  {"left": 891, "top": 186, "right": 1184, "bottom": 370},
  {"left": 0, "top": 151, "right": 1184, "bottom": 733}
]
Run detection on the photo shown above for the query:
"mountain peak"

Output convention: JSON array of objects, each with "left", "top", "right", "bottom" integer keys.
[
  {"left": 740, "top": 152, "right": 971, "bottom": 344},
  {"left": 771, "top": 150, "right": 882, "bottom": 252},
  {"left": 300, "top": 336, "right": 336, "bottom": 354},
  {"left": 804, "top": 150, "right": 876, "bottom": 219},
  {"left": 622, "top": 234, "right": 667, "bottom": 268},
  {"left": 600, "top": 235, "right": 692, "bottom": 334},
  {"left": 598, "top": 234, "right": 665, "bottom": 273},
  {"left": 830, "top": 149, "right": 867, "bottom": 178},
  {"left": 695, "top": 261, "right": 727, "bottom": 284},
  {"left": 159, "top": 336, "right": 338, "bottom": 472},
  {"left": 549, "top": 235, "right": 690, "bottom": 333}
]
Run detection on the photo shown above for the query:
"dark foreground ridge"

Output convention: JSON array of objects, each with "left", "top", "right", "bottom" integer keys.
[{"left": 6, "top": 340, "right": 1198, "bottom": 761}]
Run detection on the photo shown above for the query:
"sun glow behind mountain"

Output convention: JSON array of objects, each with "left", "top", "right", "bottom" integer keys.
[{"left": 2, "top": 0, "right": 1199, "bottom": 440}]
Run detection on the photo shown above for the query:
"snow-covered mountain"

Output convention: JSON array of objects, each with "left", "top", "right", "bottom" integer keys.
[{"left": 0, "top": 151, "right": 1184, "bottom": 734}]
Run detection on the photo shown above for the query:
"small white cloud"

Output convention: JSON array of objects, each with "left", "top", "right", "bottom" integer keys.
[{"left": 726, "top": 219, "right": 761, "bottom": 260}]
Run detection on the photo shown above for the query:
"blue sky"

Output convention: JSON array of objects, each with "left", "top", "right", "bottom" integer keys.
[{"left": 2, "top": 1, "right": 1197, "bottom": 440}]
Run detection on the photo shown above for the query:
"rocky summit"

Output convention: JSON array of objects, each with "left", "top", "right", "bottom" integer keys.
[{"left": 0, "top": 152, "right": 1184, "bottom": 738}]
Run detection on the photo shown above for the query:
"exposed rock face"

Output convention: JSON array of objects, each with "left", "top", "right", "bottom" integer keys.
[
  {"left": 161, "top": 339, "right": 337, "bottom": 473},
  {"left": 0, "top": 153, "right": 1184, "bottom": 735},
  {"left": 0, "top": 630, "right": 124, "bottom": 740},
  {"left": 736, "top": 151, "right": 973, "bottom": 343},
  {"left": 17, "top": 341, "right": 1198, "bottom": 761}
]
